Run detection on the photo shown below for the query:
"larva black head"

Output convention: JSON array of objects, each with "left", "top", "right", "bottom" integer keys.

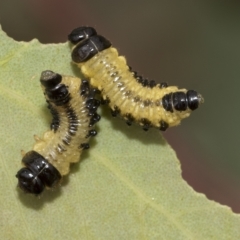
[
  {"left": 162, "top": 90, "right": 203, "bottom": 112},
  {"left": 71, "top": 35, "right": 111, "bottom": 63},
  {"left": 16, "top": 151, "right": 61, "bottom": 195},
  {"left": 68, "top": 26, "right": 97, "bottom": 44},
  {"left": 40, "top": 70, "right": 70, "bottom": 106}
]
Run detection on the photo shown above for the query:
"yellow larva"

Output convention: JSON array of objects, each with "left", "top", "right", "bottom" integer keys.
[
  {"left": 68, "top": 27, "right": 204, "bottom": 131},
  {"left": 16, "top": 70, "right": 100, "bottom": 194}
]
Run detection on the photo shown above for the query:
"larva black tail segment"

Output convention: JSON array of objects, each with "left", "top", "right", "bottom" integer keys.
[
  {"left": 68, "top": 26, "right": 204, "bottom": 131},
  {"left": 16, "top": 70, "right": 101, "bottom": 195},
  {"left": 162, "top": 90, "right": 201, "bottom": 112},
  {"left": 16, "top": 151, "right": 61, "bottom": 195}
]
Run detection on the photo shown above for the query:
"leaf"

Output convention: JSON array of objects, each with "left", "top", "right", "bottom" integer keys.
[{"left": 0, "top": 25, "right": 239, "bottom": 240}]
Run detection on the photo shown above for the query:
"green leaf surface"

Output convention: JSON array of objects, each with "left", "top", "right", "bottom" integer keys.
[{"left": 0, "top": 25, "right": 239, "bottom": 240}]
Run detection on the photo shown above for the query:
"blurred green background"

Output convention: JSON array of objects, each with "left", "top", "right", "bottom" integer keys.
[{"left": 0, "top": 0, "right": 240, "bottom": 212}]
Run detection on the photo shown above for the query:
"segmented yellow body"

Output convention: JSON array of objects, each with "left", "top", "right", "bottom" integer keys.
[
  {"left": 77, "top": 48, "right": 193, "bottom": 128},
  {"left": 33, "top": 75, "right": 95, "bottom": 175}
]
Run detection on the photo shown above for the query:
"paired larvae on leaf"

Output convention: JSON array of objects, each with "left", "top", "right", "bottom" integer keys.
[
  {"left": 15, "top": 26, "right": 204, "bottom": 195},
  {"left": 68, "top": 26, "right": 204, "bottom": 131},
  {"left": 16, "top": 70, "right": 100, "bottom": 195}
]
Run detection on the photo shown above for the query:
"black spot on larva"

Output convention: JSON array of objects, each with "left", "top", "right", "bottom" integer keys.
[
  {"left": 57, "top": 144, "right": 66, "bottom": 153},
  {"left": 187, "top": 90, "right": 200, "bottom": 110},
  {"left": 62, "top": 137, "right": 70, "bottom": 145},
  {"left": 62, "top": 134, "right": 72, "bottom": 146},
  {"left": 129, "top": 69, "right": 157, "bottom": 88},
  {"left": 79, "top": 143, "right": 90, "bottom": 150},
  {"left": 86, "top": 98, "right": 100, "bottom": 115},
  {"left": 141, "top": 118, "right": 152, "bottom": 131},
  {"left": 162, "top": 93, "right": 174, "bottom": 113},
  {"left": 149, "top": 80, "right": 157, "bottom": 88},
  {"left": 81, "top": 81, "right": 101, "bottom": 119},
  {"left": 125, "top": 113, "right": 135, "bottom": 126},
  {"left": 117, "top": 81, "right": 124, "bottom": 89},
  {"left": 133, "top": 96, "right": 141, "bottom": 103},
  {"left": 159, "top": 82, "right": 168, "bottom": 88},
  {"left": 111, "top": 106, "right": 121, "bottom": 117},
  {"left": 16, "top": 151, "right": 61, "bottom": 195},
  {"left": 66, "top": 106, "right": 79, "bottom": 136},
  {"left": 80, "top": 79, "right": 90, "bottom": 96},
  {"left": 135, "top": 76, "right": 143, "bottom": 85},
  {"left": 159, "top": 120, "right": 169, "bottom": 131},
  {"left": 68, "top": 124, "right": 78, "bottom": 136},
  {"left": 68, "top": 128, "right": 76, "bottom": 136},
  {"left": 68, "top": 26, "right": 97, "bottom": 44},
  {"left": 71, "top": 35, "right": 111, "bottom": 63},
  {"left": 142, "top": 79, "right": 149, "bottom": 87},
  {"left": 89, "top": 113, "right": 101, "bottom": 127},
  {"left": 143, "top": 99, "right": 152, "bottom": 107},
  {"left": 123, "top": 90, "right": 132, "bottom": 98},
  {"left": 155, "top": 100, "right": 161, "bottom": 107},
  {"left": 47, "top": 101, "right": 60, "bottom": 132},
  {"left": 86, "top": 129, "right": 97, "bottom": 138},
  {"left": 110, "top": 71, "right": 119, "bottom": 78}
]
